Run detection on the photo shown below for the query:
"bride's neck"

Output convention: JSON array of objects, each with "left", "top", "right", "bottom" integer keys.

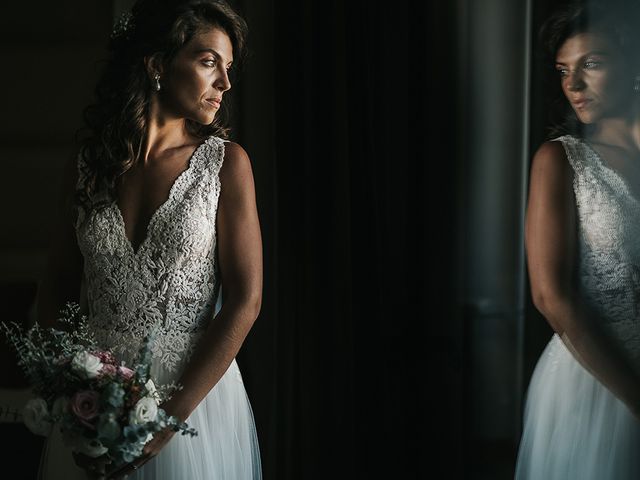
[
  {"left": 587, "top": 113, "right": 640, "bottom": 155},
  {"left": 143, "top": 98, "right": 192, "bottom": 165}
]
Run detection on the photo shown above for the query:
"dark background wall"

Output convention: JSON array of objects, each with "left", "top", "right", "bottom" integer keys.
[
  {"left": 0, "top": 0, "right": 576, "bottom": 479},
  {"left": 0, "top": 2, "right": 113, "bottom": 479}
]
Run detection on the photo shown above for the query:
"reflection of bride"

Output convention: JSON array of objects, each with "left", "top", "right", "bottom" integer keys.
[
  {"left": 35, "top": 1, "right": 263, "bottom": 478},
  {"left": 516, "top": 2, "right": 640, "bottom": 479}
]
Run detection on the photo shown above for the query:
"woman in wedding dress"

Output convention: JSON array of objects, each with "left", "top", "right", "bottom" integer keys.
[
  {"left": 35, "top": 1, "right": 262, "bottom": 478},
  {"left": 515, "top": 1, "right": 640, "bottom": 479}
]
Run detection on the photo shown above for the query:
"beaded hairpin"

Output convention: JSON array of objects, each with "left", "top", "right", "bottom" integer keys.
[{"left": 111, "top": 11, "right": 135, "bottom": 40}]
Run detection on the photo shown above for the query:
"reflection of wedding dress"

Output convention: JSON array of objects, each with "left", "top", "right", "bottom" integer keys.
[
  {"left": 38, "top": 135, "right": 262, "bottom": 479},
  {"left": 515, "top": 135, "right": 640, "bottom": 479}
]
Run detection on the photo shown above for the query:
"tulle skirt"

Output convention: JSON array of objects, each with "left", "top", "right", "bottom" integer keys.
[
  {"left": 38, "top": 358, "right": 262, "bottom": 480},
  {"left": 515, "top": 334, "right": 640, "bottom": 479}
]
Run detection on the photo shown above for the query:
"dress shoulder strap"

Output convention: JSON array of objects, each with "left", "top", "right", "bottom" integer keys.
[
  {"left": 552, "top": 135, "right": 592, "bottom": 177},
  {"left": 207, "top": 136, "right": 228, "bottom": 179}
]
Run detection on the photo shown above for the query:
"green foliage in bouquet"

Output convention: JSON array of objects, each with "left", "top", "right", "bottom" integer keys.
[{"left": 1, "top": 301, "right": 197, "bottom": 466}]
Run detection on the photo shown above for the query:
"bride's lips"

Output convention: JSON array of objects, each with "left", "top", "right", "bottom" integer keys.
[
  {"left": 205, "top": 98, "right": 221, "bottom": 108},
  {"left": 572, "top": 98, "right": 592, "bottom": 109}
]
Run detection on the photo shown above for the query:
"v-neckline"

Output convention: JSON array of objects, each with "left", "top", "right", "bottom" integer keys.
[
  {"left": 112, "top": 136, "right": 211, "bottom": 257},
  {"left": 580, "top": 137, "right": 640, "bottom": 203}
]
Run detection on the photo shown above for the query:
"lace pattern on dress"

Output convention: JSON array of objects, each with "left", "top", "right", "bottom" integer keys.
[
  {"left": 555, "top": 135, "right": 640, "bottom": 372},
  {"left": 75, "top": 136, "right": 226, "bottom": 374}
]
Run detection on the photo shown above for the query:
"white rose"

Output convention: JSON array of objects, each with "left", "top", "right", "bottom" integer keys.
[
  {"left": 51, "top": 397, "right": 69, "bottom": 418},
  {"left": 71, "top": 351, "right": 103, "bottom": 379},
  {"left": 23, "top": 398, "right": 53, "bottom": 436},
  {"left": 129, "top": 397, "right": 158, "bottom": 424},
  {"left": 78, "top": 438, "right": 109, "bottom": 458},
  {"left": 62, "top": 429, "right": 109, "bottom": 458},
  {"left": 144, "top": 379, "right": 160, "bottom": 405}
]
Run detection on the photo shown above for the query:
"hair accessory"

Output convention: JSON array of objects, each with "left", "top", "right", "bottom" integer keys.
[
  {"left": 154, "top": 73, "right": 161, "bottom": 92},
  {"left": 111, "top": 11, "right": 135, "bottom": 40}
]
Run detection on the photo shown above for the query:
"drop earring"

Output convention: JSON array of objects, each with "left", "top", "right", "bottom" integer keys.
[
  {"left": 154, "top": 73, "right": 161, "bottom": 92},
  {"left": 634, "top": 75, "right": 640, "bottom": 93}
]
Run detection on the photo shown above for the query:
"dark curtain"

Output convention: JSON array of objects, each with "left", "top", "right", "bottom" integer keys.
[{"left": 232, "top": 1, "right": 462, "bottom": 478}]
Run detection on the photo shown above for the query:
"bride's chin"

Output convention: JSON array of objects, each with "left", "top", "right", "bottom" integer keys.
[{"left": 190, "top": 112, "right": 216, "bottom": 125}]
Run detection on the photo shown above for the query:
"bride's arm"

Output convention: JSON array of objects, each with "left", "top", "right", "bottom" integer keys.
[
  {"left": 163, "top": 141, "right": 263, "bottom": 421},
  {"left": 35, "top": 153, "right": 84, "bottom": 329},
  {"left": 526, "top": 140, "right": 640, "bottom": 417}
]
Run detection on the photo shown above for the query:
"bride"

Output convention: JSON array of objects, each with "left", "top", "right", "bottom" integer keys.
[
  {"left": 35, "top": 1, "right": 262, "bottom": 478},
  {"left": 516, "top": 1, "right": 640, "bottom": 478}
]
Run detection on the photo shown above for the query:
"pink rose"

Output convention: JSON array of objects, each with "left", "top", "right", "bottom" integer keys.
[
  {"left": 117, "top": 366, "right": 134, "bottom": 380},
  {"left": 94, "top": 350, "right": 116, "bottom": 365},
  {"left": 70, "top": 391, "right": 100, "bottom": 429},
  {"left": 100, "top": 364, "right": 117, "bottom": 377}
]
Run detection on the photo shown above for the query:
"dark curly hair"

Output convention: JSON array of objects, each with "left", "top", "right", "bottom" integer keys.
[
  {"left": 539, "top": 0, "right": 640, "bottom": 138},
  {"left": 73, "top": 0, "right": 248, "bottom": 218}
]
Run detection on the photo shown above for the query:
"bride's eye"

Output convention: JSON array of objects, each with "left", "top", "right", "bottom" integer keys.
[
  {"left": 202, "top": 58, "right": 217, "bottom": 68},
  {"left": 584, "top": 59, "right": 602, "bottom": 69}
]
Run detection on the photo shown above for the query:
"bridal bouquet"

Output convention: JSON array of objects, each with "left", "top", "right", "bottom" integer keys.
[{"left": 1, "top": 302, "right": 197, "bottom": 466}]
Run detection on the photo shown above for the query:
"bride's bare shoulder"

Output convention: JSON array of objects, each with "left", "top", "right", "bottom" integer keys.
[
  {"left": 530, "top": 140, "right": 571, "bottom": 180},
  {"left": 219, "top": 141, "right": 254, "bottom": 187}
]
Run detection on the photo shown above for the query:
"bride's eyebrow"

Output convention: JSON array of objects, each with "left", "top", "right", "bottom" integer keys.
[
  {"left": 581, "top": 50, "right": 610, "bottom": 58},
  {"left": 555, "top": 50, "right": 611, "bottom": 65}
]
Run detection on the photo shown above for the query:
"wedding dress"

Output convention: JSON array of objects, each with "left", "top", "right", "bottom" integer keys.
[
  {"left": 515, "top": 135, "right": 640, "bottom": 479},
  {"left": 38, "top": 135, "right": 262, "bottom": 479}
]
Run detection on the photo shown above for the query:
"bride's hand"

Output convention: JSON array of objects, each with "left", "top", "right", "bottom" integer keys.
[
  {"left": 105, "top": 427, "right": 176, "bottom": 479},
  {"left": 72, "top": 452, "right": 111, "bottom": 479}
]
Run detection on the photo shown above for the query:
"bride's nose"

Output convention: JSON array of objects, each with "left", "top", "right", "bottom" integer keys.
[
  {"left": 214, "top": 69, "right": 231, "bottom": 92},
  {"left": 566, "top": 70, "right": 586, "bottom": 92}
]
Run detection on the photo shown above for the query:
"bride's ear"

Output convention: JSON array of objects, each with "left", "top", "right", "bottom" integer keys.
[{"left": 144, "top": 53, "right": 166, "bottom": 81}]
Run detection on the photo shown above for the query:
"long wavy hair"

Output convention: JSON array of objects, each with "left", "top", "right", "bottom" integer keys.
[
  {"left": 73, "top": 0, "right": 248, "bottom": 218},
  {"left": 538, "top": 0, "right": 640, "bottom": 139}
]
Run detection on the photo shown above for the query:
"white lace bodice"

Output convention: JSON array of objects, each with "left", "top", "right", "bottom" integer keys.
[
  {"left": 75, "top": 135, "right": 226, "bottom": 381},
  {"left": 557, "top": 135, "right": 640, "bottom": 372}
]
